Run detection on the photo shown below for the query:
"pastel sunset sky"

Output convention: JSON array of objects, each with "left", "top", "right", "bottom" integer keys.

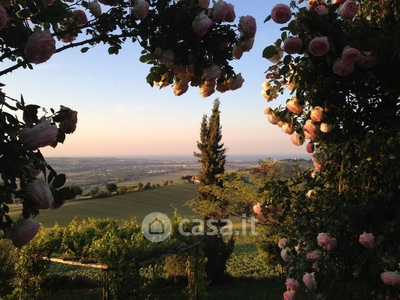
[{"left": 2, "top": 1, "right": 310, "bottom": 160}]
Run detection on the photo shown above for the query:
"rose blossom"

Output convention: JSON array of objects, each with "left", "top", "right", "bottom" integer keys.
[
  {"left": 24, "top": 31, "right": 56, "bottom": 64},
  {"left": 24, "top": 178, "right": 54, "bottom": 209},
  {"left": 341, "top": 46, "right": 360, "bottom": 64},
  {"left": 314, "top": 5, "right": 328, "bottom": 15},
  {"left": 381, "top": 271, "right": 400, "bottom": 286},
  {"left": 57, "top": 105, "right": 78, "bottom": 134},
  {"left": 306, "top": 142, "right": 314, "bottom": 153},
  {"left": 308, "top": 0, "right": 325, "bottom": 8},
  {"left": 202, "top": 65, "right": 221, "bottom": 81},
  {"left": 333, "top": 59, "right": 354, "bottom": 76},
  {"left": 303, "top": 120, "right": 320, "bottom": 141},
  {"left": 285, "top": 278, "right": 300, "bottom": 293},
  {"left": 72, "top": 9, "right": 87, "bottom": 26},
  {"left": 308, "top": 36, "right": 330, "bottom": 57},
  {"left": 198, "top": 0, "right": 209, "bottom": 9},
  {"left": 310, "top": 106, "right": 325, "bottom": 122},
  {"left": 173, "top": 78, "right": 189, "bottom": 96},
  {"left": 312, "top": 152, "right": 326, "bottom": 172},
  {"left": 281, "top": 247, "right": 294, "bottom": 262},
  {"left": 283, "top": 290, "right": 295, "bottom": 300},
  {"left": 357, "top": 52, "right": 376, "bottom": 69},
  {"left": 290, "top": 133, "right": 305, "bottom": 146},
  {"left": 320, "top": 123, "right": 332, "bottom": 133},
  {"left": 286, "top": 97, "right": 304, "bottom": 114},
  {"left": 199, "top": 81, "right": 215, "bottom": 98},
  {"left": 359, "top": 232, "right": 375, "bottom": 249},
  {"left": 238, "top": 37, "right": 254, "bottom": 52},
  {"left": 88, "top": 0, "right": 101, "bottom": 17},
  {"left": 0, "top": 0, "right": 11, "bottom": 7},
  {"left": 238, "top": 15, "right": 256, "bottom": 39},
  {"left": 133, "top": 0, "right": 149, "bottom": 20},
  {"left": 278, "top": 238, "right": 288, "bottom": 249},
  {"left": 338, "top": 0, "right": 358, "bottom": 20},
  {"left": 303, "top": 272, "right": 316, "bottom": 290},
  {"left": 5, "top": 217, "right": 40, "bottom": 247},
  {"left": 253, "top": 203, "right": 264, "bottom": 217},
  {"left": 192, "top": 12, "right": 212, "bottom": 36},
  {"left": 212, "top": 0, "right": 235, "bottom": 23},
  {"left": 307, "top": 250, "right": 322, "bottom": 261},
  {"left": 271, "top": 3, "right": 292, "bottom": 24},
  {"left": 19, "top": 120, "right": 58, "bottom": 150},
  {"left": 317, "top": 232, "right": 337, "bottom": 250},
  {"left": 0, "top": 5, "right": 8, "bottom": 30},
  {"left": 157, "top": 48, "right": 174, "bottom": 65},
  {"left": 283, "top": 36, "right": 302, "bottom": 55},
  {"left": 282, "top": 123, "right": 295, "bottom": 135},
  {"left": 232, "top": 44, "right": 244, "bottom": 59},
  {"left": 268, "top": 113, "right": 280, "bottom": 125}
]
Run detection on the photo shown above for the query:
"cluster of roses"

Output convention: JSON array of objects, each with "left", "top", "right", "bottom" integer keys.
[
  {"left": 153, "top": 0, "right": 256, "bottom": 97},
  {"left": 1, "top": 102, "right": 78, "bottom": 247},
  {"left": 275, "top": 232, "right": 400, "bottom": 299},
  {"left": 261, "top": 0, "right": 378, "bottom": 172}
]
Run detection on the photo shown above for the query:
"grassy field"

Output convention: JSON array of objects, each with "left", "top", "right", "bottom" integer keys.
[{"left": 9, "top": 183, "right": 199, "bottom": 228}]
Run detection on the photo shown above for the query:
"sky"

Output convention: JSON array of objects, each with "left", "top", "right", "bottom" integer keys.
[{"left": 1, "top": 1, "right": 310, "bottom": 161}]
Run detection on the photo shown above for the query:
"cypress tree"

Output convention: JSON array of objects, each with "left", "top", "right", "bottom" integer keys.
[{"left": 193, "top": 99, "right": 234, "bottom": 284}]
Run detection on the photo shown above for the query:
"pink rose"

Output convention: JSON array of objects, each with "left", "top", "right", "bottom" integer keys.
[
  {"left": 232, "top": 44, "right": 244, "bottom": 59},
  {"left": 24, "top": 31, "right": 56, "bottom": 64},
  {"left": 278, "top": 238, "right": 288, "bottom": 248},
  {"left": 202, "top": 65, "right": 221, "bottom": 81},
  {"left": 57, "top": 105, "right": 78, "bottom": 134},
  {"left": 306, "top": 142, "right": 314, "bottom": 153},
  {"left": 307, "top": 250, "right": 322, "bottom": 261},
  {"left": 199, "top": 81, "right": 215, "bottom": 98},
  {"left": 308, "top": 0, "right": 325, "bottom": 8},
  {"left": 238, "top": 15, "right": 256, "bottom": 39},
  {"left": 281, "top": 247, "right": 294, "bottom": 262},
  {"left": 310, "top": 106, "right": 325, "bottom": 122},
  {"left": 359, "top": 232, "right": 375, "bottom": 249},
  {"left": 253, "top": 203, "right": 264, "bottom": 217},
  {"left": 338, "top": 0, "right": 358, "bottom": 19},
  {"left": 5, "top": 217, "right": 40, "bottom": 247},
  {"left": 290, "top": 133, "right": 305, "bottom": 146},
  {"left": 283, "top": 290, "right": 295, "bottom": 300},
  {"left": 238, "top": 37, "right": 254, "bottom": 52},
  {"left": 286, "top": 97, "right": 304, "bottom": 114},
  {"left": 173, "top": 79, "right": 189, "bottom": 96},
  {"left": 88, "top": 0, "right": 101, "bottom": 17},
  {"left": 283, "top": 36, "right": 303, "bottom": 54},
  {"left": 285, "top": 278, "right": 300, "bottom": 293},
  {"left": 333, "top": 59, "right": 354, "bottom": 76},
  {"left": 320, "top": 123, "right": 332, "bottom": 133},
  {"left": 357, "top": 52, "right": 376, "bottom": 69},
  {"left": 19, "top": 120, "right": 58, "bottom": 150},
  {"left": 381, "top": 271, "right": 400, "bottom": 287},
  {"left": 282, "top": 123, "right": 295, "bottom": 135},
  {"left": 212, "top": 0, "right": 235, "bottom": 23},
  {"left": 317, "top": 232, "right": 337, "bottom": 250},
  {"left": 72, "top": 10, "right": 87, "bottom": 26},
  {"left": 341, "top": 46, "right": 360, "bottom": 64},
  {"left": 157, "top": 48, "right": 174, "bottom": 65},
  {"left": 192, "top": 12, "right": 212, "bottom": 36},
  {"left": 314, "top": 5, "right": 328, "bottom": 15},
  {"left": 198, "top": 0, "right": 209, "bottom": 9},
  {"left": 223, "top": 73, "right": 244, "bottom": 91},
  {"left": 303, "top": 120, "right": 320, "bottom": 141},
  {"left": 268, "top": 113, "right": 280, "bottom": 125},
  {"left": 271, "top": 4, "right": 292, "bottom": 24},
  {"left": 24, "top": 178, "right": 54, "bottom": 209},
  {"left": 303, "top": 273, "right": 316, "bottom": 290},
  {"left": 312, "top": 152, "right": 326, "bottom": 172},
  {"left": 133, "top": 0, "right": 149, "bottom": 20},
  {"left": 0, "top": 5, "right": 8, "bottom": 30},
  {"left": 308, "top": 36, "right": 330, "bottom": 57}
]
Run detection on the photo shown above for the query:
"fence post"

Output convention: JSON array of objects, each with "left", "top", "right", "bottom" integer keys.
[{"left": 103, "top": 269, "right": 109, "bottom": 300}]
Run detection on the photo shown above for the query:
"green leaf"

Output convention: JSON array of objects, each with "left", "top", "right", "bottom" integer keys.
[
  {"left": 264, "top": 15, "right": 271, "bottom": 23},
  {"left": 81, "top": 47, "right": 89, "bottom": 53},
  {"left": 52, "top": 173, "right": 66, "bottom": 189},
  {"left": 57, "top": 129, "right": 66, "bottom": 144},
  {"left": 59, "top": 187, "right": 77, "bottom": 200},
  {"left": 262, "top": 46, "right": 276, "bottom": 59}
]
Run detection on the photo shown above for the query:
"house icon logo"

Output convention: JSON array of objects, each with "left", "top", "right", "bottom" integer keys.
[{"left": 141, "top": 212, "right": 172, "bottom": 242}]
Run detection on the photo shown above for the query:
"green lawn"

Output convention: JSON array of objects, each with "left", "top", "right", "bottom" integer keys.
[{"left": 9, "top": 183, "right": 199, "bottom": 228}]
